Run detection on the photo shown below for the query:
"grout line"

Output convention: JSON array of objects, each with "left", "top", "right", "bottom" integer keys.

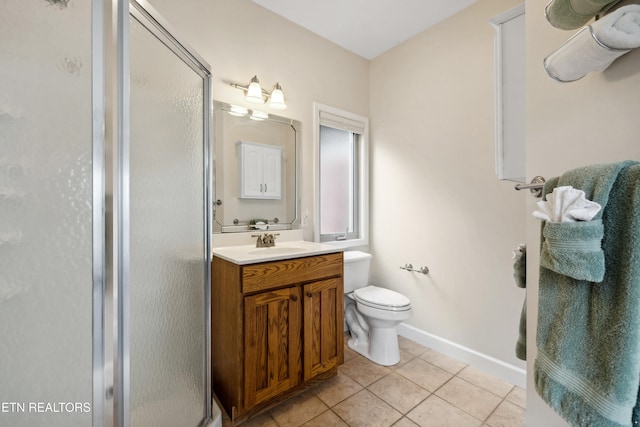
[
  {"left": 433, "top": 375, "right": 513, "bottom": 424},
  {"left": 482, "top": 386, "right": 515, "bottom": 426},
  {"left": 241, "top": 337, "right": 522, "bottom": 427}
]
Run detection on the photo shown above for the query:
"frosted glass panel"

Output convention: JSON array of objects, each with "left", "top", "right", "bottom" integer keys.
[
  {"left": 0, "top": 1, "right": 93, "bottom": 427},
  {"left": 320, "top": 125, "right": 354, "bottom": 234},
  {"left": 129, "top": 15, "right": 206, "bottom": 427}
]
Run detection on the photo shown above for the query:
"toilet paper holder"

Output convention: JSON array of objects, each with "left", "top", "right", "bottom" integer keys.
[{"left": 400, "top": 263, "right": 429, "bottom": 275}]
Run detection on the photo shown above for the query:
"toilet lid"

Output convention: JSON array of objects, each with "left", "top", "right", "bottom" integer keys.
[{"left": 353, "top": 285, "right": 411, "bottom": 311}]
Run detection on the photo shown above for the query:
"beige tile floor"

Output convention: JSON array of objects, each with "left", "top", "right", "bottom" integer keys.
[{"left": 220, "top": 334, "right": 525, "bottom": 427}]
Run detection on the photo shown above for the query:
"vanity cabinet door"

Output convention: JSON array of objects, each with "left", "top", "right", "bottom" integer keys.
[
  {"left": 303, "top": 278, "right": 344, "bottom": 380},
  {"left": 244, "top": 286, "right": 302, "bottom": 408}
]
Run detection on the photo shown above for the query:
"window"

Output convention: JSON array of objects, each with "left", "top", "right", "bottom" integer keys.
[{"left": 314, "top": 103, "right": 369, "bottom": 247}]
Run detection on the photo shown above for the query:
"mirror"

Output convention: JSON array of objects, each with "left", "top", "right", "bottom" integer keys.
[{"left": 213, "top": 100, "right": 300, "bottom": 233}]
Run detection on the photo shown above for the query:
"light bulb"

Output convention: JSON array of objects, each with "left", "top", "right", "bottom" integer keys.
[
  {"left": 250, "top": 110, "right": 269, "bottom": 121},
  {"left": 269, "top": 83, "right": 287, "bottom": 110},
  {"left": 228, "top": 105, "right": 248, "bottom": 117},
  {"left": 245, "top": 75, "right": 264, "bottom": 104}
]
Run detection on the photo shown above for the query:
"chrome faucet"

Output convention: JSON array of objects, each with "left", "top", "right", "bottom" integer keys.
[{"left": 251, "top": 233, "right": 279, "bottom": 248}]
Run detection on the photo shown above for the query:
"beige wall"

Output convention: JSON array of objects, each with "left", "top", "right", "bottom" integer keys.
[
  {"left": 525, "top": 0, "right": 640, "bottom": 424},
  {"left": 152, "top": 0, "right": 529, "bottom": 384},
  {"left": 147, "top": 0, "right": 370, "bottom": 242},
  {"left": 148, "top": 2, "right": 640, "bottom": 423},
  {"left": 369, "top": 0, "right": 526, "bottom": 373}
]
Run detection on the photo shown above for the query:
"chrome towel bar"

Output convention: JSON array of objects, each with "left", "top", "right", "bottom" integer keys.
[
  {"left": 400, "top": 263, "right": 429, "bottom": 275},
  {"left": 514, "top": 176, "right": 546, "bottom": 198}
]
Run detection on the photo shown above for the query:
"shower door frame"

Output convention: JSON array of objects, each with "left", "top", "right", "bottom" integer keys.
[{"left": 98, "top": 1, "right": 214, "bottom": 426}]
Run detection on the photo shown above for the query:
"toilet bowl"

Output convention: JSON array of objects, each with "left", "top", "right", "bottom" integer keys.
[{"left": 343, "top": 251, "right": 412, "bottom": 366}]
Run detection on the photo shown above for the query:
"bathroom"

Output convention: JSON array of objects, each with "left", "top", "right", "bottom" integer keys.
[{"left": 3, "top": 0, "right": 640, "bottom": 426}]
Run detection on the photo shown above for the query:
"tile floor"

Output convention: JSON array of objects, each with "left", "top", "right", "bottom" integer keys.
[{"left": 220, "top": 334, "right": 525, "bottom": 427}]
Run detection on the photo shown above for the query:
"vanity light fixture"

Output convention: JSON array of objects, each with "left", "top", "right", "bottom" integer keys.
[
  {"left": 231, "top": 75, "right": 287, "bottom": 110},
  {"left": 250, "top": 110, "right": 269, "bottom": 121},
  {"left": 226, "top": 104, "right": 268, "bottom": 120},
  {"left": 228, "top": 104, "right": 249, "bottom": 117}
]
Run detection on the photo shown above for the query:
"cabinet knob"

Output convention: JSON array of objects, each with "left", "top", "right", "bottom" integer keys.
[
  {"left": 306, "top": 292, "right": 313, "bottom": 298},
  {"left": 291, "top": 295, "right": 298, "bottom": 301}
]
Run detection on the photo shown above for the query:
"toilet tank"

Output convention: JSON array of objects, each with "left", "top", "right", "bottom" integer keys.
[{"left": 343, "top": 251, "right": 372, "bottom": 293}]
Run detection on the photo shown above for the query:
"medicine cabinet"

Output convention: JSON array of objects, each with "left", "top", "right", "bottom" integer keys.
[{"left": 237, "top": 141, "right": 282, "bottom": 199}]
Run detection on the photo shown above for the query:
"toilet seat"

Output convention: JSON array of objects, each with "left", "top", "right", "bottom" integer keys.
[{"left": 353, "top": 285, "right": 411, "bottom": 312}]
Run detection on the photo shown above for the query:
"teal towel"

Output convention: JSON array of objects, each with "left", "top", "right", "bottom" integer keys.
[
  {"left": 513, "top": 245, "right": 527, "bottom": 361},
  {"left": 513, "top": 244, "right": 526, "bottom": 288},
  {"left": 540, "top": 219, "right": 605, "bottom": 282},
  {"left": 545, "top": 0, "right": 621, "bottom": 30},
  {"left": 516, "top": 297, "right": 526, "bottom": 361},
  {"left": 535, "top": 161, "right": 640, "bottom": 427}
]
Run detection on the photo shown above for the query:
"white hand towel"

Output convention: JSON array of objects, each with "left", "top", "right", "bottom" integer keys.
[
  {"left": 544, "top": 4, "right": 640, "bottom": 82},
  {"left": 533, "top": 186, "right": 601, "bottom": 222}
]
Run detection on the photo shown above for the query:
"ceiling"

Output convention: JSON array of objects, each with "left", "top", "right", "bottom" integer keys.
[{"left": 251, "top": 0, "right": 479, "bottom": 59}]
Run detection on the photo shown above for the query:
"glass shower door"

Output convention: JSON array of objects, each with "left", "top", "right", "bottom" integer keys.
[
  {"left": 127, "top": 8, "right": 209, "bottom": 427},
  {"left": 0, "top": 1, "right": 95, "bottom": 426},
  {"left": 1, "top": 1, "right": 213, "bottom": 426}
]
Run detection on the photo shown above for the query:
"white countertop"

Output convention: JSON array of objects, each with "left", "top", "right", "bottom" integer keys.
[{"left": 212, "top": 240, "right": 343, "bottom": 265}]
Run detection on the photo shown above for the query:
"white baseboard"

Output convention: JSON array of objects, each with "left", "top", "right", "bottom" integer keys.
[{"left": 397, "top": 323, "right": 526, "bottom": 389}]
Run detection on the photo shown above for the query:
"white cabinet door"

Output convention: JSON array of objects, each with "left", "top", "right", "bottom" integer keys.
[
  {"left": 239, "top": 143, "right": 264, "bottom": 198},
  {"left": 238, "top": 141, "right": 282, "bottom": 199},
  {"left": 262, "top": 146, "right": 282, "bottom": 199}
]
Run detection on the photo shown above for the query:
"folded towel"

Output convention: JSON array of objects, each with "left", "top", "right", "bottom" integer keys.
[
  {"left": 545, "top": 0, "right": 622, "bottom": 30},
  {"left": 533, "top": 185, "right": 601, "bottom": 222},
  {"left": 516, "top": 299, "right": 526, "bottom": 361},
  {"left": 596, "top": 5, "right": 640, "bottom": 48},
  {"left": 541, "top": 219, "right": 605, "bottom": 281},
  {"left": 249, "top": 219, "right": 269, "bottom": 230},
  {"left": 544, "top": 5, "right": 640, "bottom": 82},
  {"left": 534, "top": 185, "right": 605, "bottom": 281},
  {"left": 513, "top": 244, "right": 527, "bottom": 361},
  {"left": 535, "top": 161, "right": 640, "bottom": 427},
  {"left": 512, "top": 243, "right": 526, "bottom": 288}
]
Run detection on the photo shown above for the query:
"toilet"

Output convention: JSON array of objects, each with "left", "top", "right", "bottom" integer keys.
[{"left": 343, "top": 251, "right": 412, "bottom": 366}]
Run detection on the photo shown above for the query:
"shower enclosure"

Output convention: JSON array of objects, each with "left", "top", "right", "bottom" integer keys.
[{"left": 0, "top": 1, "right": 215, "bottom": 426}]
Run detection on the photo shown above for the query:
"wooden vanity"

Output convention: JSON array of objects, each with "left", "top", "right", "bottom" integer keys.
[{"left": 211, "top": 249, "right": 344, "bottom": 425}]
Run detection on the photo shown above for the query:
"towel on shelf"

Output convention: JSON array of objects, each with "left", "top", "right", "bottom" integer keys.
[
  {"left": 535, "top": 160, "right": 640, "bottom": 427},
  {"left": 544, "top": 4, "right": 640, "bottom": 82},
  {"left": 513, "top": 244, "right": 527, "bottom": 361},
  {"left": 545, "top": 0, "right": 622, "bottom": 30},
  {"left": 533, "top": 185, "right": 601, "bottom": 222},
  {"left": 596, "top": 4, "right": 640, "bottom": 48}
]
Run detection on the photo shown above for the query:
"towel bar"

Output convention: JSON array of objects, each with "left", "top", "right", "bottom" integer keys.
[
  {"left": 515, "top": 176, "right": 545, "bottom": 198},
  {"left": 400, "top": 263, "right": 429, "bottom": 275}
]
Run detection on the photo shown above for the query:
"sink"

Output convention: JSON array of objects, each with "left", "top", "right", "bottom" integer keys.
[
  {"left": 212, "top": 239, "right": 342, "bottom": 265},
  {"left": 248, "top": 246, "right": 307, "bottom": 255}
]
